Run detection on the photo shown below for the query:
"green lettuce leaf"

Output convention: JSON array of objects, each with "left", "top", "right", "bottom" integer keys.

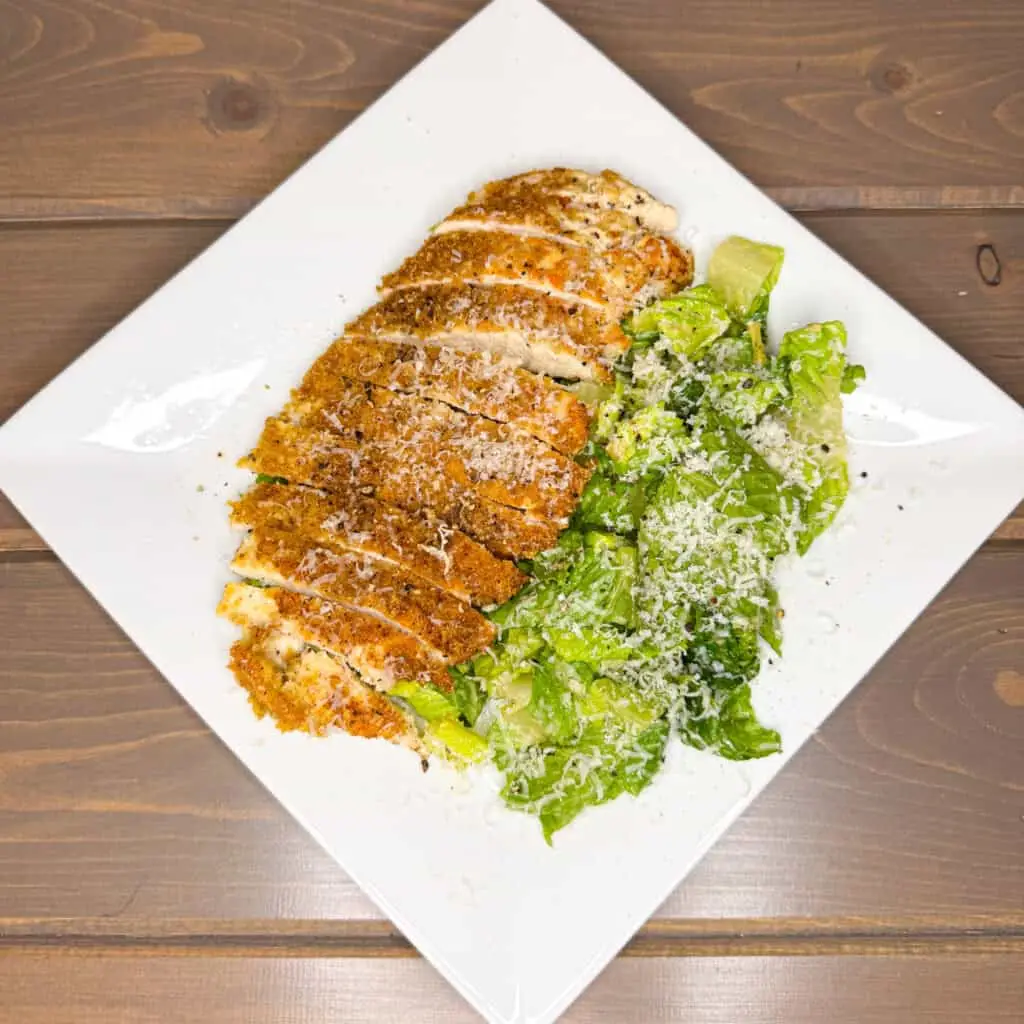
[
  {"left": 389, "top": 681, "right": 458, "bottom": 722},
  {"left": 606, "top": 405, "right": 686, "bottom": 477},
  {"left": 624, "top": 285, "right": 732, "bottom": 359},
  {"left": 777, "top": 321, "right": 852, "bottom": 551},
  {"left": 426, "top": 719, "right": 490, "bottom": 763},
  {"left": 707, "top": 236, "right": 785, "bottom": 325},
  {"left": 574, "top": 464, "right": 647, "bottom": 534},
  {"left": 675, "top": 681, "right": 781, "bottom": 761},
  {"left": 501, "top": 718, "right": 670, "bottom": 842}
]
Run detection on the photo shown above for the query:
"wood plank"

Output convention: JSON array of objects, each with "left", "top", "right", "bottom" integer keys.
[
  {"left": 0, "top": 548, "right": 1019, "bottom": 926},
  {"left": 2, "top": 1, "right": 1024, "bottom": 205},
  {"left": 0, "top": 954, "right": 1021, "bottom": 1023}
]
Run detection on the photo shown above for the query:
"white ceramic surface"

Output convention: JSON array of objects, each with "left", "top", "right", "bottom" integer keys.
[{"left": 1, "top": 1, "right": 1022, "bottom": 1020}]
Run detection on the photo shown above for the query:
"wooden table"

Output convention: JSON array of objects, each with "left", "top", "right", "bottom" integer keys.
[{"left": 1, "top": 1, "right": 1022, "bottom": 1020}]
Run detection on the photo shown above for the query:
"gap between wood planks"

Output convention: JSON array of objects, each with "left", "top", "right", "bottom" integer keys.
[
  {"left": 0, "top": 916, "right": 1021, "bottom": 959},
  {"left": 0, "top": 185, "right": 1022, "bottom": 225}
]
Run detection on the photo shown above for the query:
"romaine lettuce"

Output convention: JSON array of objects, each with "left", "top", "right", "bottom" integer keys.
[
  {"left": 707, "top": 236, "right": 784, "bottom": 326},
  {"left": 624, "top": 285, "right": 732, "bottom": 359}
]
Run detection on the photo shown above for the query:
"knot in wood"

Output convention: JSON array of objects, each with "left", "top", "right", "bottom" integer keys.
[
  {"left": 870, "top": 60, "right": 915, "bottom": 94},
  {"left": 206, "top": 77, "right": 270, "bottom": 134},
  {"left": 976, "top": 244, "right": 1002, "bottom": 287}
]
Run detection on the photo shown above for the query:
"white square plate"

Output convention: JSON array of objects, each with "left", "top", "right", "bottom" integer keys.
[{"left": 1, "top": 0, "right": 1022, "bottom": 1019}]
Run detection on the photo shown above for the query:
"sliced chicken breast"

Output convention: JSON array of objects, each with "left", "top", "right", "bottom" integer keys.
[
  {"left": 436, "top": 167, "right": 683, "bottom": 251},
  {"left": 240, "top": 419, "right": 563, "bottom": 559},
  {"left": 231, "top": 482, "right": 526, "bottom": 607},
  {"left": 219, "top": 581, "right": 453, "bottom": 692},
  {"left": 283, "top": 379, "right": 589, "bottom": 521},
  {"left": 229, "top": 626, "right": 421, "bottom": 744},
  {"left": 307, "top": 337, "right": 590, "bottom": 455},
  {"left": 380, "top": 231, "right": 690, "bottom": 318},
  {"left": 348, "top": 283, "right": 626, "bottom": 381},
  {"left": 457, "top": 168, "right": 681, "bottom": 235},
  {"left": 232, "top": 528, "right": 496, "bottom": 665}
]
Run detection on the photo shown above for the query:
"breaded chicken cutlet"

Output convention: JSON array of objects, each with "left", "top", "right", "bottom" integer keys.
[{"left": 220, "top": 167, "right": 689, "bottom": 747}]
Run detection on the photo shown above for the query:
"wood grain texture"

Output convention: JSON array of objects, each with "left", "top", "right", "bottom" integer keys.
[
  {"left": 0, "top": 548, "right": 1019, "bottom": 927},
  {"left": 1, "top": 954, "right": 1022, "bottom": 1024},
  {"left": 2, "top": 1, "right": 1024, "bottom": 1013},
  {"left": 1, "top": 0, "right": 1023, "bottom": 206}
]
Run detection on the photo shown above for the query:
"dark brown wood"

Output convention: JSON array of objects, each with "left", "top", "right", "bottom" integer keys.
[
  {"left": 0, "top": 954, "right": 1022, "bottom": 1023},
  {"left": 0, "top": 549, "right": 1020, "bottom": 927},
  {"left": 1, "top": 1, "right": 1023, "bottom": 207}
]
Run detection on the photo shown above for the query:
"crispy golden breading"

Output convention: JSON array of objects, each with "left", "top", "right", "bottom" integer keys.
[
  {"left": 240, "top": 419, "right": 563, "bottom": 559},
  {"left": 232, "top": 528, "right": 497, "bottom": 664},
  {"left": 219, "top": 582, "right": 453, "bottom": 690},
  {"left": 463, "top": 168, "right": 681, "bottom": 234},
  {"left": 229, "top": 627, "right": 420, "bottom": 743},
  {"left": 283, "top": 378, "right": 589, "bottom": 521},
  {"left": 231, "top": 482, "right": 525, "bottom": 606},
  {"left": 437, "top": 168, "right": 683, "bottom": 251},
  {"left": 308, "top": 337, "right": 590, "bottom": 454},
  {"left": 348, "top": 283, "right": 625, "bottom": 382},
  {"left": 380, "top": 231, "right": 690, "bottom": 318}
]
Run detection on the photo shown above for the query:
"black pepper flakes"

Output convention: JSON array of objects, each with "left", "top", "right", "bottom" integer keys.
[
  {"left": 898, "top": 504, "right": 905, "bottom": 511},
  {"left": 860, "top": 471, "right": 868, "bottom": 479},
  {"left": 821, "top": 443, "right": 831, "bottom": 453}
]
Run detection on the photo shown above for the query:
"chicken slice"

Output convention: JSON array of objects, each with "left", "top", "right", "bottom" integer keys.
[
  {"left": 228, "top": 625, "right": 421, "bottom": 745},
  {"left": 436, "top": 167, "right": 683, "bottom": 251},
  {"left": 219, "top": 581, "right": 453, "bottom": 692},
  {"left": 458, "top": 168, "right": 681, "bottom": 235},
  {"left": 240, "top": 419, "right": 562, "bottom": 559},
  {"left": 231, "top": 482, "right": 525, "bottom": 607},
  {"left": 380, "top": 231, "right": 690, "bottom": 318},
  {"left": 232, "top": 527, "right": 496, "bottom": 665},
  {"left": 348, "top": 283, "right": 626, "bottom": 381},
  {"left": 283, "top": 379, "right": 589, "bottom": 521},
  {"left": 308, "top": 337, "right": 590, "bottom": 455}
]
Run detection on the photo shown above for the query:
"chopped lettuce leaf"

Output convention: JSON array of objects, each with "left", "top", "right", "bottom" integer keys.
[
  {"left": 389, "top": 681, "right": 458, "bottom": 723},
  {"left": 426, "top": 719, "right": 490, "bottom": 763},
  {"left": 524, "top": 656, "right": 578, "bottom": 744},
  {"left": 606, "top": 405, "right": 686, "bottom": 477},
  {"left": 841, "top": 362, "right": 866, "bottom": 394},
  {"left": 625, "top": 285, "right": 732, "bottom": 359},
  {"left": 502, "top": 718, "right": 670, "bottom": 842},
  {"left": 448, "top": 668, "right": 486, "bottom": 726},
  {"left": 675, "top": 681, "right": 781, "bottom": 761},
  {"left": 574, "top": 464, "right": 648, "bottom": 534},
  {"left": 777, "top": 321, "right": 852, "bottom": 551},
  {"left": 707, "top": 236, "right": 784, "bottom": 324},
  {"left": 703, "top": 370, "right": 786, "bottom": 425}
]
